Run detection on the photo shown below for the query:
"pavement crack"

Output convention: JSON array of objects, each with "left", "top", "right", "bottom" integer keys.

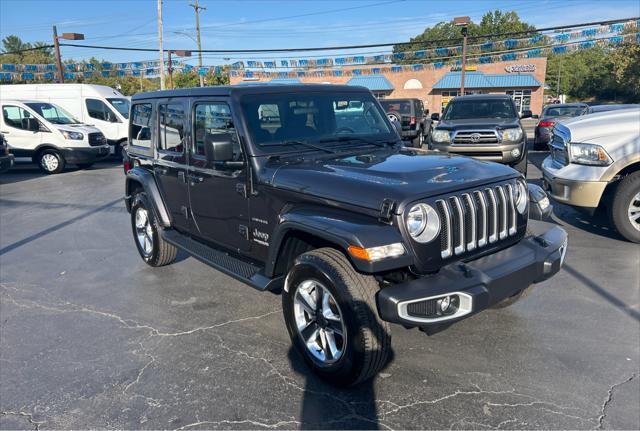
[
  {"left": 123, "top": 342, "right": 156, "bottom": 394},
  {"left": 596, "top": 372, "right": 638, "bottom": 429},
  {"left": 1, "top": 411, "right": 45, "bottom": 430}
]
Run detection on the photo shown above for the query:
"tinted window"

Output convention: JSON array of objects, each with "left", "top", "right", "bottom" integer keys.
[
  {"left": 241, "top": 92, "right": 393, "bottom": 151},
  {"left": 379, "top": 100, "right": 412, "bottom": 114},
  {"left": 2, "top": 105, "right": 33, "bottom": 130},
  {"left": 130, "top": 103, "right": 152, "bottom": 148},
  {"left": 159, "top": 103, "right": 185, "bottom": 153},
  {"left": 443, "top": 99, "right": 516, "bottom": 120},
  {"left": 543, "top": 106, "right": 586, "bottom": 117},
  {"left": 86, "top": 98, "right": 118, "bottom": 122},
  {"left": 193, "top": 102, "right": 241, "bottom": 160}
]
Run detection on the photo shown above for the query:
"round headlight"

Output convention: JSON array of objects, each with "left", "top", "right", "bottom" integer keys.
[
  {"left": 406, "top": 203, "right": 440, "bottom": 243},
  {"left": 514, "top": 181, "right": 528, "bottom": 214}
]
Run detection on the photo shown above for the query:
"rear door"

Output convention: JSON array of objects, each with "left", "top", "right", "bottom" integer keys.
[
  {"left": 187, "top": 99, "right": 250, "bottom": 252},
  {"left": 154, "top": 99, "right": 190, "bottom": 232}
]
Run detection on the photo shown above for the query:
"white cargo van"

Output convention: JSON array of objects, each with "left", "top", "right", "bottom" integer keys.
[
  {"left": 0, "top": 84, "right": 130, "bottom": 156},
  {"left": 0, "top": 99, "right": 110, "bottom": 174}
]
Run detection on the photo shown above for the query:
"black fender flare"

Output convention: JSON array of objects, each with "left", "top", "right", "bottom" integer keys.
[
  {"left": 125, "top": 167, "right": 172, "bottom": 228},
  {"left": 265, "top": 205, "right": 412, "bottom": 276}
]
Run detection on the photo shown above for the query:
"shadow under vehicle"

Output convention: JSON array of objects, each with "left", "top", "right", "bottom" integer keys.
[{"left": 123, "top": 84, "right": 567, "bottom": 386}]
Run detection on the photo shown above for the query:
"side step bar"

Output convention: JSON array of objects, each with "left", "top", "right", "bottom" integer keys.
[{"left": 161, "top": 229, "right": 282, "bottom": 291}]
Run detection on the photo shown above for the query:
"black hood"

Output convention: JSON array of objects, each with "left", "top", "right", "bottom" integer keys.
[
  {"left": 261, "top": 148, "right": 519, "bottom": 213},
  {"left": 436, "top": 117, "right": 520, "bottom": 130}
]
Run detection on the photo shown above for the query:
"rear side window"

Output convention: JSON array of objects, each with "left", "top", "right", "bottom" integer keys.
[
  {"left": 130, "top": 103, "right": 152, "bottom": 148},
  {"left": 159, "top": 103, "right": 185, "bottom": 153}
]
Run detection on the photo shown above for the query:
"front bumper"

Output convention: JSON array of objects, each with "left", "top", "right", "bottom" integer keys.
[
  {"left": 431, "top": 140, "right": 525, "bottom": 164},
  {"left": 377, "top": 221, "right": 567, "bottom": 329},
  {"left": 61, "top": 145, "right": 111, "bottom": 164},
  {"left": 0, "top": 154, "right": 15, "bottom": 173},
  {"left": 541, "top": 156, "right": 608, "bottom": 208}
]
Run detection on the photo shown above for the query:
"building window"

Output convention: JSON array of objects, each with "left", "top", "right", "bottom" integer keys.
[
  {"left": 403, "top": 79, "right": 423, "bottom": 89},
  {"left": 373, "top": 92, "right": 387, "bottom": 99},
  {"left": 506, "top": 89, "right": 532, "bottom": 113}
]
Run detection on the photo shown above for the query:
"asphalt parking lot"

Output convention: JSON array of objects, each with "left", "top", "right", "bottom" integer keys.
[{"left": 1, "top": 152, "right": 638, "bottom": 430}]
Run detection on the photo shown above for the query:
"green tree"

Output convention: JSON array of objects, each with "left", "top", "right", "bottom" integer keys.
[{"left": 0, "top": 35, "right": 54, "bottom": 65}]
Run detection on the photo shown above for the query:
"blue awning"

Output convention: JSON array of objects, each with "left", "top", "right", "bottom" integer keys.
[
  {"left": 433, "top": 72, "right": 540, "bottom": 89},
  {"left": 347, "top": 75, "right": 394, "bottom": 91}
]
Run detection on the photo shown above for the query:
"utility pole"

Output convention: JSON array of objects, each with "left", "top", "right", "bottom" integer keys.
[
  {"left": 453, "top": 16, "right": 470, "bottom": 96},
  {"left": 556, "top": 55, "right": 562, "bottom": 102},
  {"left": 167, "top": 50, "right": 173, "bottom": 89},
  {"left": 158, "top": 0, "right": 165, "bottom": 90},
  {"left": 52, "top": 25, "right": 65, "bottom": 83},
  {"left": 190, "top": 0, "right": 206, "bottom": 87}
]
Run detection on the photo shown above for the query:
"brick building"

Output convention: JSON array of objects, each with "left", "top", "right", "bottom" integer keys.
[{"left": 231, "top": 57, "right": 548, "bottom": 115}]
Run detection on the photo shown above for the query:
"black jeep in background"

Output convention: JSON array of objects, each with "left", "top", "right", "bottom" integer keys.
[
  {"left": 124, "top": 84, "right": 567, "bottom": 386},
  {"left": 430, "top": 94, "right": 530, "bottom": 175},
  {"left": 379, "top": 98, "right": 431, "bottom": 147}
]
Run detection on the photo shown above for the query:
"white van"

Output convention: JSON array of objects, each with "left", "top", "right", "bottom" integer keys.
[
  {"left": 0, "top": 84, "right": 130, "bottom": 156},
  {"left": 0, "top": 99, "right": 110, "bottom": 174}
]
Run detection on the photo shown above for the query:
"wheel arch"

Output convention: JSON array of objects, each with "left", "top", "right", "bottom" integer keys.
[
  {"left": 125, "top": 167, "right": 172, "bottom": 227},
  {"left": 31, "top": 143, "right": 63, "bottom": 162},
  {"left": 601, "top": 160, "right": 640, "bottom": 207}
]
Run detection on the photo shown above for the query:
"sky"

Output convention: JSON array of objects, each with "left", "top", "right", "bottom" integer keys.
[{"left": 1, "top": 0, "right": 639, "bottom": 65}]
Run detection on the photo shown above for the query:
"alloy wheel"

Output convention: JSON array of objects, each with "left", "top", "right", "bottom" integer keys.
[
  {"left": 135, "top": 207, "right": 154, "bottom": 256},
  {"left": 628, "top": 191, "right": 640, "bottom": 231},
  {"left": 293, "top": 279, "right": 346, "bottom": 364}
]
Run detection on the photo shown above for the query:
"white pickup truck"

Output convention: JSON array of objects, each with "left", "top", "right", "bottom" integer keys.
[{"left": 542, "top": 108, "right": 640, "bottom": 242}]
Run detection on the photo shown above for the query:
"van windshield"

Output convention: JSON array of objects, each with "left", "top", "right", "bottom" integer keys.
[
  {"left": 25, "top": 102, "right": 81, "bottom": 124},
  {"left": 108, "top": 98, "right": 130, "bottom": 119},
  {"left": 240, "top": 91, "right": 394, "bottom": 152}
]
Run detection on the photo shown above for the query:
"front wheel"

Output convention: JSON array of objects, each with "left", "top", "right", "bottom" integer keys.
[
  {"left": 610, "top": 172, "right": 640, "bottom": 243},
  {"left": 282, "top": 248, "right": 391, "bottom": 387},
  {"left": 38, "top": 149, "right": 65, "bottom": 174}
]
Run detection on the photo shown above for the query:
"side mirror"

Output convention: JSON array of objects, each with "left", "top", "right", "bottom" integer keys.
[
  {"left": 431, "top": 113, "right": 440, "bottom": 121},
  {"left": 204, "top": 132, "right": 243, "bottom": 168},
  {"left": 521, "top": 110, "right": 533, "bottom": 119},
  {"left": 424, "top": 109, "right": 430, "bottom": 116},
  {"left": 24, "top": 117, "right": 40, "bottom": 132}
]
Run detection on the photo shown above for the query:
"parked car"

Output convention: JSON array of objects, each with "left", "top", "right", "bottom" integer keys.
[
  {"left": 542, "top": 108, "right": 640, "bottom": 242},
  {"left": 124, "top": 84, "right": 567, "bottom": 386},
  {"left": 0, "top": 84, "right": 130, "bottom": 157},
  {"left": 430, "top": 94, "right": 530, "bottom": 175},
  {"left": 0, "top": 99, "right": 110, "bottom": 174},
  {"left": 0, "top": 133, "right": 14, "bottom": 173},
  {"left": 378, "top": 98, "right": 431, "bottom": 147},
  {"left": 586, "top": 104, "right": 640, "bottom": 114},
  {"left": 533, "top": 103, "right": 589, "bottom": 150}
]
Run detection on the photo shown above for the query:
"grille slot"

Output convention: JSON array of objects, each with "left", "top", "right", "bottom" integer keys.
[
  {"left": 452, "top": 131, "right": 499, "bottom": 144},
  {"left": 88, "top": 132, "right": 106, "bottom": 147},
  {"left": 407, "top": 299, "right": 438, "bottom": 318},
  {"left": 436, "top": 183, "right": 519, "bottom": 259}
]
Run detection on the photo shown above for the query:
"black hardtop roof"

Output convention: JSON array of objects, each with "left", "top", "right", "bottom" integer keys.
[{"left": 131, "top": 84, "right": 370, "bottom": 101}]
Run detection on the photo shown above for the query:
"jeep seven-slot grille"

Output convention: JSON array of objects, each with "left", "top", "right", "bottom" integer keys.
[
  {"left": 435, "top": 183, "right": 517, "bottom": 259},
  {"left": 452, "top": 131, "right": 499, "bottom": 144}
]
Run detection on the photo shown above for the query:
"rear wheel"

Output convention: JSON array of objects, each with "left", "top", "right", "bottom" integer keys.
[
  {"left": 610, "top": 172, "right": 640, "bottom": 243},
  {"left": 130, "top": 192, "right": 177, "bottom": 266},
  {"left": 283, "top": 248, "right": 391, "bottom": 386},
  {"left": 37, "top": 149, "right": 65, "bottom": 174},
  {"left": 412, "top": 130, "right": 424, "bottom": 148}
]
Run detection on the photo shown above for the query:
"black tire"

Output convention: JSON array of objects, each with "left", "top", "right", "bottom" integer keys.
[
  {"left": 490, "top": 285, "right": 533, "bottom": 309},
  {"left": 130, "top": 192, "right": 177, "bottom": 266},
  {"left": 412, "top": 130, "right": 424, "bottom": 148},
  {"left": 609, "top": 172, "right": 640, "bottom": 243},
  {"left": 282, "top": 248, "right": 391, "bottom": 387},
  {"left": 37, "top": 149, "right": 65, "bottom": 174},
  {"left": 77, "top": 163, "right": 94, "bottom": 169},
  {"left": 512, "top": 153, "right": 528, "bottom": 177}
]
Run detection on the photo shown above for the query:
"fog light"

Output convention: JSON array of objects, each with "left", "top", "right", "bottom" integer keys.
[
  {"left": 511, "top": 148, "right": 521, "bottom": 158},
  {"left": 539, "top": 196, "right": 550, "bottom": 210},
  {"left": 439, "top": 296, "right": 451, "bottom": 312},
  {"left": 437, "top": 295, "right": 460, "bottom": 315}
]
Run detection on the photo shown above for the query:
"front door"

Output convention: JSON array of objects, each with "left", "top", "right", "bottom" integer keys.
[
  {"left": 85, "top": 98, "right": 124, "bottom": 152},
  {"left": 188, "top": 100, "right": 250, "bottom": 253},
  {"left": 154, "top": 99, "right": 190, "bottom": 232},
  {"left": 0, "top": 104, "right": 43, "bottom": 156}
]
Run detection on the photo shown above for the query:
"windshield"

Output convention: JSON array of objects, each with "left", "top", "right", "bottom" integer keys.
[
  {"left": 379, "top": 100, "right": 412, "bottom": 114},
  {"left": 240, "top": 92, "right": 394, "bottom": 152},
  {"left": 24, "top": 102, "right": 80, "bottom": 125},
  {"left": 543, "top": 106, "right": 586, "bottom": 117},
  {"left": 443, "top": 99, "right": 516, "bottom": 120},
  {"left": 107, "top": 98, "right": 130, "bottom": 119}
]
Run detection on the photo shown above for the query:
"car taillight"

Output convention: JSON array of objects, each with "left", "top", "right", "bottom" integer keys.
[
  {"left": 538, "top": 120, "right": 555, "bottom": 128},
  {"left": 123, "top": 160, "right": 130, "bottom": 173},
  {"left": 410, "top": 116, "right": 416, "bottom": 125}
]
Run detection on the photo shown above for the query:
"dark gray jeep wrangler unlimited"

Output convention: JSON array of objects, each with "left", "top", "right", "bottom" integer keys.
[{"left": 124, "top": 84, "right": 567, "bottom": 386}]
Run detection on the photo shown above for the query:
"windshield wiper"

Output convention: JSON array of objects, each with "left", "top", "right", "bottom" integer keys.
[
  {"left": 261, "top": 139, "right": 336, "bottom": 153},
  {"left": 319, "top": 136, "right": 391, "bottom": 147}
]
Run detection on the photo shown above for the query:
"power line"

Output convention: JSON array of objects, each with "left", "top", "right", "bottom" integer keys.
[
  {"left": 0, "top": 44, "right": 55, "bottom": 55},
  {"left": 58, "top": 16, "right": 638, "bottom": 54}
]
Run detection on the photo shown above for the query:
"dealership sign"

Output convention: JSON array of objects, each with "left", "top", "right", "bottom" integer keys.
[{"left": 505, "top": 64, "right": 536, "bottom": 73}]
